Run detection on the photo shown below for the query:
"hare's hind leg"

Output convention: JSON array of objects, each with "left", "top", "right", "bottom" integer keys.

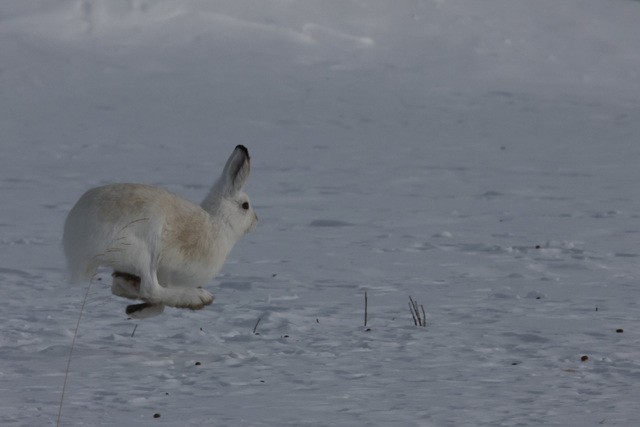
[
  {"left": 111, "top": 271, "right": 141, "bottom": 300},
  {"left": 109, "top": 271, "right": 165, "bottom": 318}
]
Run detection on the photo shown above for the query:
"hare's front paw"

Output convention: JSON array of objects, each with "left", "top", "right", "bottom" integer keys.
[
  {"left": 190, "top": 287, "right": 215, "bottom": 310},
  {"left": 169, "top": 287, "right": 214, "bottom": 311}
]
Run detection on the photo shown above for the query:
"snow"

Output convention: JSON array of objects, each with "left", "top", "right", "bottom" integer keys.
[{"left": 1, "top": 0, "right": 640, "bottom": 425}]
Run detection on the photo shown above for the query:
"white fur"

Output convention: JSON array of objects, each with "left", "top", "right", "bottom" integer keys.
[{"left": 63, "top": 145, "right": 258, "bottom": 318}]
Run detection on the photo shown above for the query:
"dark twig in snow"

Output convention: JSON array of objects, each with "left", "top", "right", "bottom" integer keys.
[
  {"left": 131, "top": 324, "right": 138, "bottom": 337},
  {"left": 408, "top": 296, "right": 425, "bottom": 327},
  {"left": 364, "top": 292, "right": 368, "bottom": 327},
  {"left": 410, "top": 296, "right": 420, "bottom": 326},
  {"left": 253, "top": 318, "right": 261, "bottom": 334},
  {"left": 408, "top": 302, "right": 418, "bottom": 326}
]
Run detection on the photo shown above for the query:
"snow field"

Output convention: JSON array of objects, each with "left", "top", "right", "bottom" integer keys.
[{"left": 1, "top": 1, "right": 639, "bottom": 425}]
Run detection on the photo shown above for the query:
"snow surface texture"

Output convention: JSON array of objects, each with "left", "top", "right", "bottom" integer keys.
[{"left": 1, "top": 1, "right": 640, "bottom": 426}]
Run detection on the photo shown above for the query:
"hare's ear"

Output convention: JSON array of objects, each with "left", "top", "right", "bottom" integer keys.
[{"left": 220, "top": 145, "right": 251, "bottom": 196}]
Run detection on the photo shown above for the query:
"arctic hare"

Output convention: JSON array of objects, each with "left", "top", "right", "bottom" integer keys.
[{"left": 63, "top": 145, "right": 257, "bottom": 319}]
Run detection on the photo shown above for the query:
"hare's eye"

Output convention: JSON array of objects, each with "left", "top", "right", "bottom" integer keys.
[{"left": 242, "top": 202, "right": 249, "bottom": 210}]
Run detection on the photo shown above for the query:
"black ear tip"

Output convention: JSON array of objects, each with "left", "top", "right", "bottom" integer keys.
[{"left": 235, "top": 145, "right": 249, "bottom": 157}]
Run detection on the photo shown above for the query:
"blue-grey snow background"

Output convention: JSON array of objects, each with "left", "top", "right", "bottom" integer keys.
[{"left": 1, "top": 1, "right": 640, "bottom": 426}]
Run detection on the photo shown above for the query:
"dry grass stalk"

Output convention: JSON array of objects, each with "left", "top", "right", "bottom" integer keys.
[
  {"left": 364, "top": 292, "right": 368, "bottom": 327},
  {"left": 408, "top": 296, "right": 425, "bottom": 327},
  {"left": 57, "top": 274, "right": 94, "bottom": 427}
]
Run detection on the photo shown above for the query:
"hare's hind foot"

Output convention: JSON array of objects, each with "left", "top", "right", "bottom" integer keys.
[{"left": 126, "top": 302, "right": 165, "bottom": 319}]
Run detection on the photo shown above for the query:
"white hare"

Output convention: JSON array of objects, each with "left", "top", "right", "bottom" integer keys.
[{"left": 63, "top": 145, "right": 258, "bottom": 319}]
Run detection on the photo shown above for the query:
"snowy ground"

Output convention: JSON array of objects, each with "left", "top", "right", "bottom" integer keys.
[{"left": 1, "top": 1, "right": 640, "bottom": 426}]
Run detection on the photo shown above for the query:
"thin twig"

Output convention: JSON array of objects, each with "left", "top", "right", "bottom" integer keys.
[
  {"left": 253, "top": 318, "right": 261, "bottom": 334},
  {"left": 57, "top": 276, "right": 93, "bottom": 427},
  {"left": 131, "top": 324, "right": 138, "bottom": 337},
  {"left": 421, "top": 305, "right": 426, "bottom": 327},
  {"left": 364, "top": 292, "right": 368, "bottom": 327},
  {"left": 409, "top": 296, "right": 422, "bottom": 326},
  {"left": 408, "top": 301, "right": 417, "bottom": 326}
]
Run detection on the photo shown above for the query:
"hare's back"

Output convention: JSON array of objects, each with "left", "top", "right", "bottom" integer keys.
[{"left": 84, "top": 183, "right": 189, "bottom": 224}]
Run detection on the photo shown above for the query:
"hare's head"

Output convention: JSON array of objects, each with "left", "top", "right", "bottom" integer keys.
[{"left": 203, "top": 145, "right": 258, "bottom": 238}]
